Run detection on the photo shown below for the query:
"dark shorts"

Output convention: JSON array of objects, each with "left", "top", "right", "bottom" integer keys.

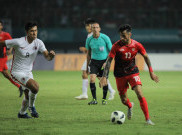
[{"left": 89, "top": 59, "right": 106, "bottom": 77}]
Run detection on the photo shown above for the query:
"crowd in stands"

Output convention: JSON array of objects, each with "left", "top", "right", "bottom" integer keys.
[{"left": 1, "top": 0, "right": 181, "bottom": 28}]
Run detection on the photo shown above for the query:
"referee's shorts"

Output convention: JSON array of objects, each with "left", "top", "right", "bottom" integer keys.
[{"left": 89, "top": 59, "right": 107, "bottom": 77}]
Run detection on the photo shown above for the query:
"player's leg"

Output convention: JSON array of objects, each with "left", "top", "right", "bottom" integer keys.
[
  {"left": 133, "top": 85, "right": 154, "bottom": 125},
  {"left": 129, "top": 73, "right": 154, "bottom": 125},
  {"left": 18, "top": 89, "right": 32, "bottom": 118},
  {"left": 75, "top": 69, "right": 88, "bottom": 100},
  {"left": 88, "top": 60, "right": 99, "bottom": 105},
  {"left": 107, "top": 79, "right": 116, "bottom": 100},
  {"left": 88, "top": 73, "right": 97, "bottom": 105},
  {"left": 116, "top": 77, "right": 134, "bottom": 119},
  {"left": 26, "top": 78, "right": 39, "bottom": 118},
  {"left": 2, "top": 69, "right": 23, "bottom": 97}
]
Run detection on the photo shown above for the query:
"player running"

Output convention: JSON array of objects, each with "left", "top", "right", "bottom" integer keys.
[
  {"left": 0, "top": 21, "right": 55, "bottom": 118},
  {"left": 99, "top": 24, "right": 159, "bottom": 125},
  {"left": 75, "top": 18, "right": 115, "bottom": 100},
  {"left": 86, "top": 21, "right": 114, "bottom": 105},
  {"left": 0, "top": 20, "right": 23, "bottom": 97}
]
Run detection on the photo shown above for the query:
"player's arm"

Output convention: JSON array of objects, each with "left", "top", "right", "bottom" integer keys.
[
  {"left": 99, "top": 56, "right": 113, "bottom": 88},
  {"left": 43, "top": 50, "right": 56, "bottom": 61},
  {"left": 79, "top": 47, "right": 87, "bottom": 53},
  {"left": 86, "top": 49, "right": 91, "bottom": 73},
  {"left": 143, "top": 53, "right": 159, "bottom": 83}
]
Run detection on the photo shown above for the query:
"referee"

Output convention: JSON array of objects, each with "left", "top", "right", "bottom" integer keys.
[{"left": 86, "top": 21, "right": 112, "bottom": 105}]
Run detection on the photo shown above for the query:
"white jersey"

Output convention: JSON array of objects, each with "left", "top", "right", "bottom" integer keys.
[
  {"left": 5, "top": 36, "right": 47, "bottom": 72},
  {"left": 87, "top": 32, "right": 93, "bottom": 38}
]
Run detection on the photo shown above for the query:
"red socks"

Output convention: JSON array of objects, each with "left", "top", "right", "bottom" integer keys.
[
  {"left": 139, "top": 97, "right": 149, "bottom": 120},
  {"left": 123, "top": 98, "right": 132, "bottom": 108}
]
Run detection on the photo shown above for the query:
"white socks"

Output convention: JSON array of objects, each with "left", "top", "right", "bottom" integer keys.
[
  {"left": 107, "top": 80, "right": 115, "bottom": 93},
  {"left": 29, "top": 91, "right": 37, "bottom": 107},
  {"left": 82, "top": 79, "right": 88, "bottom": 96},
  {"left": 19, "top": 97, "right": 28, "bottom": 114}
]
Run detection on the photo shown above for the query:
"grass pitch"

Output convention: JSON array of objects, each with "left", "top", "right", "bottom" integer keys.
[{"left": 0, "top": 71, "right": 182, "bottom": 135}]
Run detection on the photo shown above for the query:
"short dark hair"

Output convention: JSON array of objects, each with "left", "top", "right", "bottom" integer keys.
[
  {"left": 25, "top": 21, "right": 38, "bottom": 32},
  {"left": 84, "top": 18, "right": 96, "bottom": 25},
  {"left": 118, "top": 24, "right": 132, "bottom": 33}
]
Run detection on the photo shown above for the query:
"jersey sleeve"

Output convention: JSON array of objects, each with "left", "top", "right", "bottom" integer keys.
[
  {"left": 38, "top": 40, "right": 47, "bottom": 53},
  {"left": 85, "top": 38, "right": 90, "bottom": 50},
  {"left": 5, "top": 33, "right": 12, "bottom": 40},
  {"left": 137, "top": 42, "right": 146, "bottom": 55},
  {"left": 108, "top": 44, "right": 117, "bottom": 58},
  {"left": 104, "top": 35, "right": 112, "bottom": 51},
  {"left": 5, "top": 39, "right": 19, "bottom": 49}
]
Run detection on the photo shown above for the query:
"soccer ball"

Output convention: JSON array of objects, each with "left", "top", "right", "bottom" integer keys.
[{"left": 111, "top": 111, "right": 125, "bottom": 124}]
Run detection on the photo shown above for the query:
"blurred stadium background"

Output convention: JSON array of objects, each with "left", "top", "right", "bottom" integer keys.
[{"left": 1, "top": 0, "right": 182, "bottom": 71}]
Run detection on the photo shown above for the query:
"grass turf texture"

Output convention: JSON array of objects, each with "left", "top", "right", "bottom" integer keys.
[{"left": 0, "top": 71, "right": 182, "bottom": 135}]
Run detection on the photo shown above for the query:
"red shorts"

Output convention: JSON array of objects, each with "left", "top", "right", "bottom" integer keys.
[
  {"left": 115, "top": 73, "right": 142, "bottom": 96},
  {"left": 0, "top": 57, "right": 8, "bottom": 72}
]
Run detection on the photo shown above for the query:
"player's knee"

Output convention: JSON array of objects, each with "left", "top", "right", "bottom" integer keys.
[
  {"left": 82, "top": 73, "right": 88, "bottom": 79},
  {"left": 121, "top": 98, "right": 127, "bottom": 105},
  {"left": 32, "top": 83, "right": 39, "bottom": 94}
]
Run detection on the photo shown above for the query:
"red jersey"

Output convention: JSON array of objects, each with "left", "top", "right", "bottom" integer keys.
[
  {"left": 109, "top": 39, "right": 146, "bottom": 77},
  {"left": 0, "top": 31, "right": 12, "bottom": 58}
]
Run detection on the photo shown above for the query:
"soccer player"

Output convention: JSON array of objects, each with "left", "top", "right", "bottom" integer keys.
[
  {"left": 99, "top": 24, "right": 159, "bottom": 125},
  {"left": 75, "top": 18, "right": 115, "bottom": 100},
  {"left": 0, "top": 21, "right": 55, "bottom": 118},
  {"left": 0, "top": 20, "right": 23, "bottom": 97},
  {"left": 86, "top": 21, "right": 113, "bottom": 105}
]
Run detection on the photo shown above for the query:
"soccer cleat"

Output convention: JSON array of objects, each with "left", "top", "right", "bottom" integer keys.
[
  {"left": 19, "top": 86, "right": 23, "bottom": 97},
  {"left": 18, "top": 113, "right": 32, "bottom": 119},
  {"left": 146, "top": 119, "right": 155, "bottom": 125},
  {"left": 28, "top": 107, "right": 39, "bottom": 118},
  {"left": 88, "top": 99, "right": 98, "bottom": 105},
  {"left": 108, "top": 90, "right": 116, "bottom": 100},
  {"left": 127, "top": 102, "right": 134, "bottom": 120},
  {"left": 75, "top": 94, "right": 88, "bottom": 100},
  {"left": 102, "top": 99, "right": 107, "bottom": 105}
]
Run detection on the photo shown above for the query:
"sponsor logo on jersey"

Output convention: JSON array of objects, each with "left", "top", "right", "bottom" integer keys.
[{"left": 34, "top": 46, "right": 37, "bottom": 50}]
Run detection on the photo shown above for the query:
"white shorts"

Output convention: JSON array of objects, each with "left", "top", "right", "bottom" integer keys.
[
  {"left": 81, "top": 60, "right": 87, "bottom": 71},
  {"left": 11, "top": 71, "right": 33, "bottom": 90}
]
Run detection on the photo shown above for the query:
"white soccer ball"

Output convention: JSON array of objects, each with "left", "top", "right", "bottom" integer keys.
[{"left": 111, "top": 111, "right": 125, "bottom": 124}]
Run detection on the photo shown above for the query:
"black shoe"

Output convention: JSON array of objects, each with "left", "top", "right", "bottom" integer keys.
[
  {"left": 29, "top": 107, "right": 39, "bottom": 118},
  {"left": 18, "top": 113, "right": 32, "bottom": 119},
  {"left": 102, "top": 99, "right": 107, "bottom": 105},
  {"left": 19, "top": 86, "right": 23, "bottom": 97},
  {"left": 88, "top": 99, "right": 98, "bottom": 105}
]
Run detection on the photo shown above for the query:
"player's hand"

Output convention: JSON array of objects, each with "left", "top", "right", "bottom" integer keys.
[
  {"left": 102, "top": 63, "right": 106, "bottom": 70},
  {"left": 99, "top": 77, "right": 107, "bottom": 88},
  {"left": 79, "top": 47, "right": 87, "bottom": 53},
  {"left": 49, "top": 50, "right": 56, "bottom": 59},
  {"left": 150, "top": 72, "right": 159, "bottom": 83}
]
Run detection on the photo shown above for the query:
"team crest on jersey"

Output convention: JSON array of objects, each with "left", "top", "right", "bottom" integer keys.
[
  {"left": 34, "top": 46, "right": 38, "bottom": 50},
  {"left": 120, "top": 49, "right": 125, "bottom": 52},
  {"left": 21, "top": 78, "right": 25, "bottom": 82},
  {"left": 132, "top": 48, "right": 135, "bottom": 51}
]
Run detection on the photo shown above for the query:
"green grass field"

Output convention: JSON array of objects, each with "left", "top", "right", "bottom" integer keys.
[{"left": 0, "top": 71, "right": 182, "bottom": 135}]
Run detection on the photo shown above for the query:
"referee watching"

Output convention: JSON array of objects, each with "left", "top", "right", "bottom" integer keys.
[{"left": 86, "top": 21, "right": 112, "bottom": 105}]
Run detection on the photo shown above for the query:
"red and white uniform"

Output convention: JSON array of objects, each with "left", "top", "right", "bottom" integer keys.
[
  {"left": 0, "top": 31, "right": 12, "bottom": 71},
  {"left": 109, "top": 39, "right": 146, "bottom": 95},
  {"left": 5, "top": 37, "right": 46, "bottom": 86}
]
